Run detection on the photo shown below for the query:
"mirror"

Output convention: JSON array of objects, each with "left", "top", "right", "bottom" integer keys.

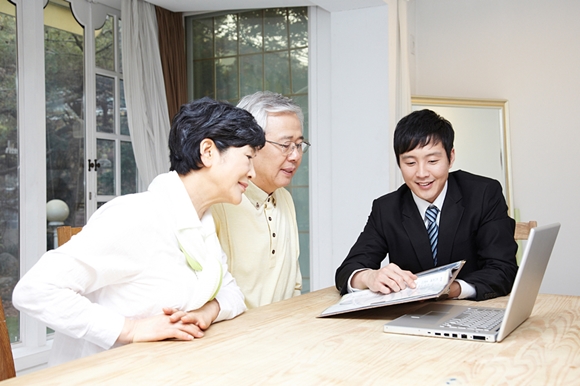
[{"left": 411, "top": 96, "right": 513, "bottom": 217}]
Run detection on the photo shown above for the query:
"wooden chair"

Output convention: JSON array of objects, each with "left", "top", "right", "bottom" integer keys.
[
  {"left": 514, "top": 221, "right": 538, "bottom": 241},
  {"left": 56, "top": 226, "right": 83, "bottom": 247},
  {"left": 0, "top": 298, "right": 16, "bottom": 381}
]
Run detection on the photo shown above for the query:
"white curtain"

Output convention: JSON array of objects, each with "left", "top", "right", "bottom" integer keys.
[
  {"left": 396, "top": 0, "right": 412, "bottom": 121},
  {"left": 121, "top": 0, "right": 170, "bottom": 190},
  {"left": 390, "top": 0, "right": 412, "bottom": 189}
]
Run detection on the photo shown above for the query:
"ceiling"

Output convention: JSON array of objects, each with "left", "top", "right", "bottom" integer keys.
[{"left": 96, "top": 0, "right": 387, "bottom": 13}]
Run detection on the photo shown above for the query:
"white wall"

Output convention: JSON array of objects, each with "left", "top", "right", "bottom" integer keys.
[
  {"left": 412, "top": 0, "right": 580, "bottom": 295},
  {"left": 309, "top": 4, "right": 391, "bottom": 290}
]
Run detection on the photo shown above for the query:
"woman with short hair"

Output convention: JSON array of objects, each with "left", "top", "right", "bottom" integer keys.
[{"left": 13, "top": 97, "right": 265, "bottom": 366}]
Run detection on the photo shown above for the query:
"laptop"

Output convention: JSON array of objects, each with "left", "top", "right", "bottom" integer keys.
[{"left": 383, "top": 223, "right": 560, "bottom": 342}]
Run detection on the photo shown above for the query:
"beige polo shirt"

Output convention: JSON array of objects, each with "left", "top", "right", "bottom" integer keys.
[{"left": 212, "top": 181, "right": 302, "bottom": 309}]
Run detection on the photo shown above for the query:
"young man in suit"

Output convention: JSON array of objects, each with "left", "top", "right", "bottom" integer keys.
[{"left": 335, "top": 109, "right": 518, "bottom": 301}]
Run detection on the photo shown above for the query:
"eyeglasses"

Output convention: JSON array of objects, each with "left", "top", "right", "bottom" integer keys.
[{"left": 266, "top": 140, "right": 311, "bottom": 155}]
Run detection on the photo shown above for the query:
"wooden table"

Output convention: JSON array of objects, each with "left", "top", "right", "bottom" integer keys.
[{"left": 4, "top": 288, "right": 580, "bottom": 385}]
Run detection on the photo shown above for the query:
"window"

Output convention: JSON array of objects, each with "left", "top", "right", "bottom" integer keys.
[
  {"left": 0, "top": 0, "right": 19, "bottom": 344},
  {"left": 186, "top": 8, "right": 310, "bottom": 292},
  {"left": 94, "top": 14, "right": 136, "bottom": 208},
  {"left": 45, "top": 0, "right": 86, "bottom": 249}
]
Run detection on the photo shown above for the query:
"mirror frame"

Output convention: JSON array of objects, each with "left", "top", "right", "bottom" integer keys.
[{"left": 411, "top": 96, "right": 514, "bottom": 217}]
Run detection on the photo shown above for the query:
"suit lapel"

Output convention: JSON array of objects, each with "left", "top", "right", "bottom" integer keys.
[
  {"left": 438, "top": 174, "right": 463, "bottom": 266},
  {"left": 401, "top": 191, "right": 434, "bottom": 271}
]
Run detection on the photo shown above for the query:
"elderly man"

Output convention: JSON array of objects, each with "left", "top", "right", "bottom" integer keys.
[{"left": 212, "top": 91, "right": 309, "bottom": 308}]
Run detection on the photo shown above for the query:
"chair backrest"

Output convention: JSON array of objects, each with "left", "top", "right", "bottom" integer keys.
[
  {"left": 57, "top": 226, "right": 83, "bottom": 247},
  {"left": 0, "top": 298, "right": 16, "bottom": 381},
  {"left": 514, "top": 221, "right": 538, "bottom": 241}
]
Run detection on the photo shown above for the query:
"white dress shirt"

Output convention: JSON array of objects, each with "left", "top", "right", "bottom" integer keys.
[
  {"left": 410, "top": 183, "right": 475, "bottom": 299},
  {"left": 13, "top": 171, "right": 246, "bottom": 366}
]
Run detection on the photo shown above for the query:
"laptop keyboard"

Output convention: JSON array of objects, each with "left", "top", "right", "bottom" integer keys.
[{"left": 441, "top": 308, "right": 505, "bottom": 331}]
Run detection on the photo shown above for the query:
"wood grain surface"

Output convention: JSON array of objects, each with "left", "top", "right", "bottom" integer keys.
[{"left": 3, "top": 288, "right": 579, "bottom": 385}]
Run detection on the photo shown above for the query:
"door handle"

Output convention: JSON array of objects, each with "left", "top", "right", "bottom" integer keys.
[{"left": 88, "top": 159, "right": 101, "bottom": 171}]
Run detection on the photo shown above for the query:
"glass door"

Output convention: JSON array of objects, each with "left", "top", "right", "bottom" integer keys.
[
  {"left": 94, "top": 14, "right": 137, "bottom": 208},
  {"left": 45, "top": 0, "right": 86, "bottom": 249}
]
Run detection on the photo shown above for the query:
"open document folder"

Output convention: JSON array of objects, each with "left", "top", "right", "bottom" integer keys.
[{"left": 319, "top": 260, "right": 465, "bottom": 317}]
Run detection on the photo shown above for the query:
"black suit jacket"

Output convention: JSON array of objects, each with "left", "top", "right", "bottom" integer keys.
[{"left": 335, "top": 170, "right": 518, "bottom": 301}]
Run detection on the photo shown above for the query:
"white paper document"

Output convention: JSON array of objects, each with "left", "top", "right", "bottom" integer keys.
[{"left": 319, "top": 260, "right": 465, "bottom": 317}]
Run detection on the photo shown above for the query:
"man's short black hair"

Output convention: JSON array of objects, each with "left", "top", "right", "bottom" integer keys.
[
  {"left": 393, "top": 109, "right": 454, "bottom": 166},
  {"left": 169, "top": 97, "right": 265, "bottom": 175}
]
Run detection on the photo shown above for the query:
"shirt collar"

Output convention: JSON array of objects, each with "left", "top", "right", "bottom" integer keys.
[
  {"left": 245, "top": 180, "right": 277, "bottom": 210},
  {"left": 148, "top": 171, "right": 207, "bottom": 231},
  {"left": 411, "top": 180, "right": 448, "bottom": 220}
]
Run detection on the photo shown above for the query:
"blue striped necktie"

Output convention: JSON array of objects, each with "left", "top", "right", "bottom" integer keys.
[{"left": 425, "top": 205, "right": 439, "bottom": 265}]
